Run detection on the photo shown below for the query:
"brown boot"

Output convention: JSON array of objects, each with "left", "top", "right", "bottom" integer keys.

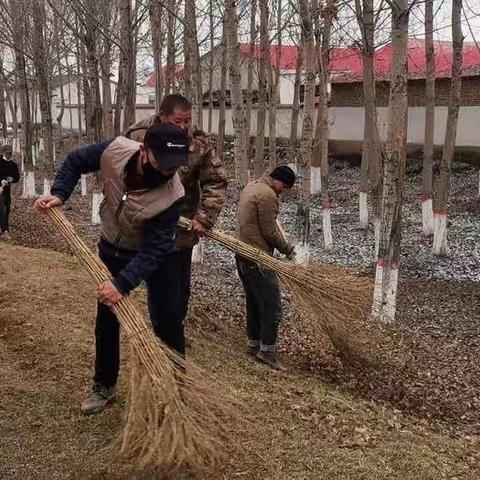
[{"left": 256, "top": 350, "right": 286, "bottom": 371}]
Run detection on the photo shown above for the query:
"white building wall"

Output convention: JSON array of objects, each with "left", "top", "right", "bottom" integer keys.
[{"left": 4, "top": 78, "right": 480, "bottom": 152}]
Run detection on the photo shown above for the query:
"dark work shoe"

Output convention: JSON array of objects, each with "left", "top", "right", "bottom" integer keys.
[
  {"left": 80, "top": 383, "right": 116, "bottom": 415},
  {"left": 247, "top": 345, "right": 259, "bottom": 357},
  {"left": 247, "top": 340, "right": 260, "bottom": 357},
  {"left": 256, "top": 350, "right": 286, "bottom": 371}
]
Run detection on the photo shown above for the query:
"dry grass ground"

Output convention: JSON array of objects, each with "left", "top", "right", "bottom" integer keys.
[{"left": 1, "top": 242, "right": 479, "bottom": 479}]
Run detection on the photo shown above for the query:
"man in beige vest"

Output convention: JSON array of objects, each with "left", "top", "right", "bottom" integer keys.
[
  {"left": 124, "top": 94, "right": 227, "bottom": 323},
  {"left": 236, "top": 166, "right": 296, "bottom": 370},
  {"left": 36, "top": 123, "right": 188, "bottom": 415}
]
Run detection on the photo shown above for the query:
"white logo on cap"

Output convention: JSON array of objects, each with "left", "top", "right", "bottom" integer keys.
[{"left": 167, "top": 142, "right": 186, "bottom": 148}]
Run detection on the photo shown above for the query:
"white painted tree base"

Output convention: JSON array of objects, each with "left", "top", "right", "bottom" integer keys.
[
  {"left": 359, "top": 191, "right": 368, "bottom": 229},
  {"left": 373, "top": 217, "right": 380, "bottom": 259},
  {"left": 371, "top": 261, "right": 399, "bottom": 323},
  {"left": 432, "top": 213, "right": 448, "bottom": 256},
  {"left": 310, "top": 166, "right": 321, "bottom": 195},
  {"left": 192, "top": 240, "right": 204, "bottom": 264},
  {"left": 91, "top": 193, "right": 104, "bottom": 225},
  {"left": 322, "top": 207, "right": 333, "bottom": 251},
  {"left": 81, "top": 174, "right": 87, "bottom": 196},
  {"left": 32, "top": 145, "right": 38, "bottom": 167},
  {"left": 13, "top": 138, "right": 20, "bottom": 153},
  {"left": 294, "top": 242, "right": 310, "bottom": 265},
  {"left": 421, "top": 199, "right": 434, "bottom": 236},
  {"left": 22, "top": 171, "right": 36, "bottom": 198},
  {"left": 43, "top": 179, "right": 51, "bottom": 196}
]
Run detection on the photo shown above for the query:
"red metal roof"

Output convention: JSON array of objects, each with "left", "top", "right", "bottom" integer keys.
[
  {"left": 330, "top": 38, "right": 480, "bottom": 83},
  {"left": 144, "top": 64, "right": 184, "bottom": 88},
  {"left": 239, "top": 44, "right": 299, "bottom": 70},
  {"left": 143, "top": 39, "right": 480, "bottom": 88}
]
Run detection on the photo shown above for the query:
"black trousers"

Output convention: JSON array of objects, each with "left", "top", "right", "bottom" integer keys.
[
  {"left": 235, "top": 255, "right": 282, "bottom": 350},
  {"left": 94, "top": 243, "right": 193, "bottom": 388},
  {"left": 0, "top": 193, "right": 11, "bottom": 232}
]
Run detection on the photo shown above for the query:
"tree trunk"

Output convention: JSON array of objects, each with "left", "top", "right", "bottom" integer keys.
[
  {"left": 318, "top": 12, "right": 333, "bottom": 252},
  {"left": 55, "top": 25, "right": 65, "bottom": 144},
  {"left": 267, "top": 0, "right": 282, "bottom": 170},
  {"left": 123, "top": 0, "right": 137, "bottom": 131},
  {"left": 31, "top": 0, "right": 54, "bottom": 173},
  {"left": 217, "top": 19, "right": 228, "bottom": 159},
  {"left": 207, "top": 0, "right": 215, "bottom": 133},
  {"left": 165, "top": 0, "right": 176, "bottom": 94},
  {"left": 422, "top": 0, "right": 435, "bottom": 236},
  {"left": 356, "top": 0, "right": 381, "bottom": 233},
  {"left": 98, "top": 2, "right": 114, "bottom": 138},
  {"left": 9, "top": 0, "right": 32, "bottom": 166},
  {"left": 185, "top": 0, "right": 203, "bottom": 129},
  {"left": 66, "top": 62, "right": 74, "bottom": 132},
  {"left": 312, "top": 10, "right": 324, "bottom": 194},
  {"left": 7, "top": 91, "right": 18, "bottom": 142},
  {"left": 150, "top": 0, "right": 164, "bottom": 111},
  {"left": 296, "top": 0, "right": 315, "bottom": 263},
  {"left": 288, "top": 39, "right": 303, "bottom": 169},
  {"left": 14, "top": 49, "right": 33, "bottom": 167},
  {"left": 372, "top": 0, "right": 410, "bottom": 323},
  {"left": 245, "top": 0, "right": 257, "bottom": 159},
  {"left": 53, "top": 12, "right": 66, "bottom": 148},
  {"left": 101, "top": 37, "right": 114, "bottom": 138},
  {"left": 0, "top": 60, "right": 8, "bottom": 141},
  {"left": 225, "top": 0, "right": 248, "bottom": 186},
  {"left": 254, "top": 0, "right": 269, "bottom": 178},
  {"left": 80, "top": 35, "right": 93, "bottom": 142},
  {"left": 85, "top": 31, "right": 103, "bottom": 141},
  {"left": 116, "top": 0, "right": 130, "bottom": 134},
  {"left": 433, "top": 0, "right": 463, "bottom": 256},
  {"left": 75, "top": 35, "right": 84, "bottom": 140}
]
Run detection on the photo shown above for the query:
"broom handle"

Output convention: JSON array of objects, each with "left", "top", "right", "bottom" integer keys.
[
  {"left": 178, "top": 216, "right": 261, "bottom": 256},
  {"left": 178, "top": 216, "right": 292, "bottom": 272}
]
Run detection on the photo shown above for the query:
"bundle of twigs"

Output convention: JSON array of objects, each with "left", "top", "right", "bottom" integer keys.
[
  {"left": 179, "top": 217, "right": 373, "bottom": 365},
  {"left": 44, "top": 207, "right": 234, "bottom": 474}
]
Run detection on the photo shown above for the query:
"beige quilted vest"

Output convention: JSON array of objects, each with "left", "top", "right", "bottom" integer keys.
[{"left": 99, "top": 136, "right": 184, "bottom": 251}]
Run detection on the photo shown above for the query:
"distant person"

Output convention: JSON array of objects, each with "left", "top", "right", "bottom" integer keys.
[
  {"left": 0, "top": 144, "right": 20, "bottom": 240},
  {"left": 235, "top": 166, "right": 297, "bottom": 370}
]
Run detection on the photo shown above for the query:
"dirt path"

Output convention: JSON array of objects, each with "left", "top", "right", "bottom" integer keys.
[{"left": 1, "top": 243, "right": 479, "bottom": 479}]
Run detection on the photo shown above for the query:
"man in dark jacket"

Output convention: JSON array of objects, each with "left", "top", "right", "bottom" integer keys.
[
  {"left": 0, "top": 144, "right": 20, "bottom": 240},
  {"left": 236, "top": 166, "right": 296, "bottom": 370},
  {"left": 35, "top": 123, "right": 188, "bottom": 415},
  {"left": 124, "top": 94, "right": 227, "bottom": 321}
]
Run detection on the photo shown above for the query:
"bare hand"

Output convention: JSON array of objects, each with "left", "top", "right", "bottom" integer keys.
[
  {"left": 98, "top": 281, "right": 122, "bottom": 307},
  {"left": 190, "top": 219, "right": 208, "bottom": 237},
  {"left": 35, "top": 195, "right": 63, "bottom": 211},
  {"left": 286, "top": 248, "right": 296, "bottom": 262}
]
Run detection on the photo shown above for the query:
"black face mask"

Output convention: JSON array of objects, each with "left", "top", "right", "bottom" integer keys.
[{"left": 142, "top": 161, "right": 175, "bottom": 188}]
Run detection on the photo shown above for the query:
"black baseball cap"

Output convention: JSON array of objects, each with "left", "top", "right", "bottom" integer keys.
[{"left": 143, "top": 123, "right": 189, "bottom": 168}]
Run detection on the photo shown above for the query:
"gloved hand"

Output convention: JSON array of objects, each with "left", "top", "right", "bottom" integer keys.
[{"left": 6, "top": 177, "right": 13, "bottom": 183}]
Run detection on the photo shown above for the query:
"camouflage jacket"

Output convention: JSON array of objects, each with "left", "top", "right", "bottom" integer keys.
[{"left": 124, "top": 115, "right": 228, "bottom": 249}]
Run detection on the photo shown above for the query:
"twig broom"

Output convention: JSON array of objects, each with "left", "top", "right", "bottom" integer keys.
[
  {"left": 43, "top": 207, "right": 235, "bottom": 474},
  {"left": 179, "top": 217, "right": 374, "bottom": 365}
]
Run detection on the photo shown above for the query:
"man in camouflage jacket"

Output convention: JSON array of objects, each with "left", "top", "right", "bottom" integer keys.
[{"left": 124, "top": 94, "right": 228, "bottom": 317}]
